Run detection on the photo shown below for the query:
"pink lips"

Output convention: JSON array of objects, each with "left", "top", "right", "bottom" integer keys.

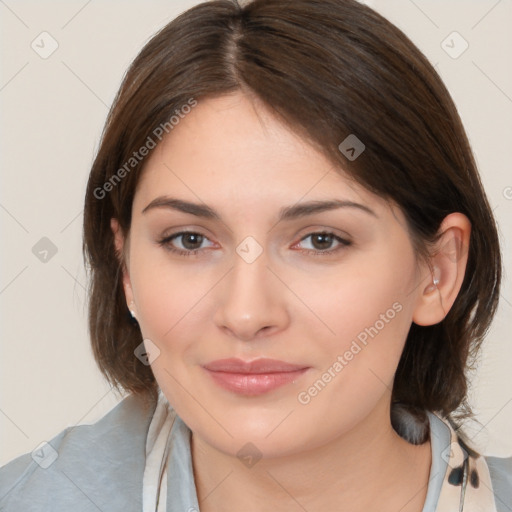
[{"left": 202, "top": 358, "right": 310, "bottom": 396}]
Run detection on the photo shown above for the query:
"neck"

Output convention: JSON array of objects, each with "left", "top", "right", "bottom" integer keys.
[{"left": 190, "top": 398, "right": 432, "bottom": 512}]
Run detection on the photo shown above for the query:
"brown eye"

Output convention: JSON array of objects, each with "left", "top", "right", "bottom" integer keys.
[
  {"left": 158, "top": 231, "right": 215, "bottom": 256},
  {"left": 294, "top": 231, "right": 351, "bottom": 255},
  {"left": 179, "top": 233, "right": 204, "bottom": 250},
  {"left": 310, "top": 233, "right": 335, "bottom": 250}
]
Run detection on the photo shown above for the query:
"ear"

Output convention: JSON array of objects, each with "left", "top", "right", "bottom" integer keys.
[
  {"left": 111, "top": 218, "right": 135, "bottom": 313},
  {"left": 412, "top": 213, "right": 471, "bottom": 326}
]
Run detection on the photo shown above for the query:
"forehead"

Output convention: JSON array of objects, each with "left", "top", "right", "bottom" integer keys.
[{"left": 134, "top": 92, "right": 389, "bottom": 217}]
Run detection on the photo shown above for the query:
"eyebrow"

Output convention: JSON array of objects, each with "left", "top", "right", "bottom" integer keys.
[{"left": 141, "top": 196, "right": 377, "bottom": 220}]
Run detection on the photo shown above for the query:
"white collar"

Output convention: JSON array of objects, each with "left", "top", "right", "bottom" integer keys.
[{"left": 142, "top": 390, "right": 176, "bottom": 512}]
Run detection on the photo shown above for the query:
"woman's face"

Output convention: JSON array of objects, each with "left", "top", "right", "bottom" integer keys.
[{"left": 119, "top": 91, "right": 431, "bottom": 458}]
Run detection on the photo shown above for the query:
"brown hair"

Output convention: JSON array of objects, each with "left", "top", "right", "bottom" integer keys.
[{"left": 83, "top": 0, "right": 501, "bottom": 426}]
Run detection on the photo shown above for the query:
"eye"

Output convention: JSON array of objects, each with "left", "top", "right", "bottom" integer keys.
[
  {"left": 158, "top": 231, "right": 215, "bottom": 256},
  {"left": 293, "top": 231, "right": 351, "bottom": 255}
]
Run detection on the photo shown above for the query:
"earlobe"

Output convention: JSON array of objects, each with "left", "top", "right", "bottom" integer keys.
[
  {"left": 110, "top": 218, "right": 135, "bottom": 310},
  {"left": 412, "top": 213, "right": 471, "bottom": 327},
  {"left": 423, "top": 265, "right": 441, "bottom": 294},
  {"left": 129, "top": 301, "right": 137, "bottom": 319}
]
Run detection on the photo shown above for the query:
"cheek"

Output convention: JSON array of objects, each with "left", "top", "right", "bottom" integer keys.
[
  {"left": 302, "top": 250, "right": 416, "bottom": 349},
  {"left": 290, "top": 256, "right": 416, "bottom": 430},
  {"left": 295, "top": 248, "right": 418, "bottom": 412},
  {"left": 128, "top": 247, "right": 208, "bottom": 347}
]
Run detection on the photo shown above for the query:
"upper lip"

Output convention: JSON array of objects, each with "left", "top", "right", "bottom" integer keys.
[{"left": 203, "top": 358, "right": 308, "bottom": 374}]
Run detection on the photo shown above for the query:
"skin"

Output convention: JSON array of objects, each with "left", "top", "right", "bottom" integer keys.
[{"left": 113, "top": 91, "right": 471, "bottom": 511}]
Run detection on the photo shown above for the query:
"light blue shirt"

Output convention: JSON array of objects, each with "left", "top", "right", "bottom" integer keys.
[{"left": 1, "top": 394, "right": 510, "bottom": 511}]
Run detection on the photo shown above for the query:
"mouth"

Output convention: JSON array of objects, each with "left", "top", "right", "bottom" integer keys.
[{"left": 202, "top": 358, "right": 310, "bottom": 396}]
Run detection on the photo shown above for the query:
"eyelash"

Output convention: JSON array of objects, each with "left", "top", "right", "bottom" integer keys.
[
  {"left": 158, "top": 230, "right": 352, "bottom": 257},
  {"left": 158, "top": 231, "right": 212, "bottom": 257}
]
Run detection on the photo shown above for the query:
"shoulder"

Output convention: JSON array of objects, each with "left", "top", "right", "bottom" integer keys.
[
  {"left": 485, "top": 454, "right": 512, "bottom": 512},
  {"left": 0, "top": 392, "right": 156, "bottom": 512}
]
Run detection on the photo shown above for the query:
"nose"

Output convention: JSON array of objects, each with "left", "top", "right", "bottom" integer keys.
[{"left": 213, "top": 248, "right": 290, "bottom": 341}]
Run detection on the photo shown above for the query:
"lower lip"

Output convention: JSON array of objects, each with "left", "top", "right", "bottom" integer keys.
[{"left": 204, "top": 368, "right": 309, "bottom": 395}]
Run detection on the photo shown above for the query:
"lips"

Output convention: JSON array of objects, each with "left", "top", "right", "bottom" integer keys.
[
  {"left": 202, "top": 358, "right": 310, "bottom": 395},
  {"left": 203, "top": 358, "right": 308, "bottom": 373}
]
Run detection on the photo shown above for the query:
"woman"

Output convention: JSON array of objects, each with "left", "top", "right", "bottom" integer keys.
[{"left": 1, "top": 0, "right": 510, "bottom": 510}]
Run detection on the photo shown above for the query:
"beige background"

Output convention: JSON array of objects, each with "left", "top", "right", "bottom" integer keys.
[{"left": 0, "top": 0, "right": 511, "bottom": 466}]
